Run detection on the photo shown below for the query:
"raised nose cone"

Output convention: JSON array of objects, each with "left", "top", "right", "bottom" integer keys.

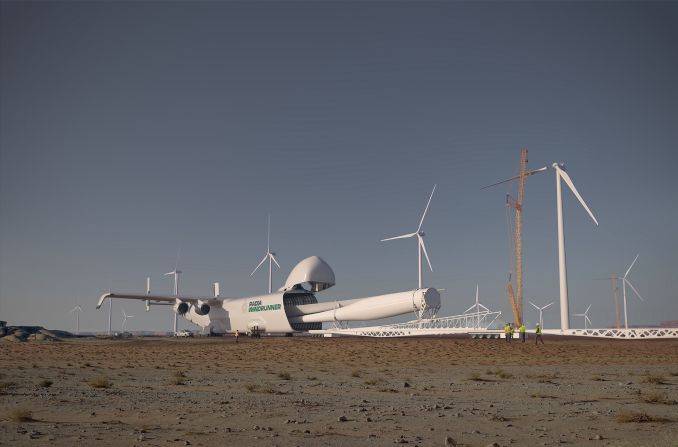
[{"left": 281, "top": 256, "right": 336, "bottom": 292}]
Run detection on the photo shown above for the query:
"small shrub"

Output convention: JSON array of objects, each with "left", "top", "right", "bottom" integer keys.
[
  {"left": 89, "top": 376, "right": 112, "bottom": 389},
  {"left": 641, "top": 392, "right": 677, "bottom": 405},
  {"left": 591, "top": 375, "right": 605, "bottom": 381},
  {"left": 245, "top": 383, "right": 258, "bottom": 392},
  {"left": 351, "top": 369, "right": 361, "bottom": 378},
  {"left": 170, "top": 371, "right": 186, "bottom": 385},
  {"left": 468, "top": 372, "right": 491, "bottom": 382},
  {"left": 0, "top": 381, "right": 16, "bottom": 393},
  {"left": 278, "top": 372, "right": 291, "bottom": 380},
  {"left": 616, "top": 412, "right": 671, "bottom": 423},
  {"left": 364, "top": 377, "right": 385, "bottom": 386},
  {"left": 38, "top": 379, "right": 53, "bottom": 388},
  {"left": 642, "top": 374, "right": 666, "bottom": 385},
  {"left": 4, "top": 408, "right": 34, "bottom": 422}
]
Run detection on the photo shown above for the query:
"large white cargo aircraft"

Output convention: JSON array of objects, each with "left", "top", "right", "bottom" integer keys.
[{"left": 97, "top": 256, "right": 441, "bottom": 334}]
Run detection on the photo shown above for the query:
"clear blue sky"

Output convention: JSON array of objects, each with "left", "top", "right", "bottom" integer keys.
[{"left": 1, "top": 1, "right": 677, "bottom": 332}]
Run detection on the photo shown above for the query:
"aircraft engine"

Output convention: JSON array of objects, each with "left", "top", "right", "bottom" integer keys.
[
  {"left": 173, "top": 301, "right": 189, "bottom": 315},
  {"left": 193, "top": 301, "right": 210, "bottom": 316}
]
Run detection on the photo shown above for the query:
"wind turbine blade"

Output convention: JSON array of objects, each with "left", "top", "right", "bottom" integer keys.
[
  {"left": 250, "top": 255, "right": 268, "bottom": 276},
  {"left": 419, "top": 236, "right": 433, "bottom": 271},
  {"left": 270, "top": 253, "right": 281, "bottom": 269},
  {"left": 585, "top": 315, "right": 592, "bottom": 326},
  {"left": 381, "top": 232, "right": 417, "bottom": 242},
  {"left": 480, "top": 166, "right": 548, "bottom": 190},
  {"left": 174, "top": 248, "right": 181, "bottom": 272},
  {"left": 164, "top": 271, "right": 174, "bottom": 276},
  {"left": 624, "top": 254, "right": 640, "bottom": 278},
  {"left": 478, "top": 304, "right": 490, "bottom": 312},
  {"left": 481, "top": 175, "right": 521, "bottom": 190},
  {"left": 543, "top": 302, "right": 555, "bottom": 309},
  {"left": 557, "top": 168, "right": 599, "bottom": 226},
  {"left": 464, "top": 304, "right": 476, "bottom": 314},
  {"left": 585, "top": 304, "right": 592, "bottom": 314},
  {"left": 529, "top": 302, "right": 540, "bottom": 310},
  {"left": 624, "top": 278, "right": 644, "bottom": 301},
  {"left": 417, "top": 184, "right": 436, "bottom": 232},
  {"left": 267, "top": 214, "right": 271, "bottom": 253}
]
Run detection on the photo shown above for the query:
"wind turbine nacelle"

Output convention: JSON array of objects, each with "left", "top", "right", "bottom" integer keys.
[
  {"left": 193, "top": 301, "right": 210, "bottom": 316},
  {"left": 173, "top": 301, "right": 189, "bottom": 316}
]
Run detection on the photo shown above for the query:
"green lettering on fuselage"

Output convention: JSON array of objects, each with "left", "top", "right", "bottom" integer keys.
[{"left": 248, "top": 301, "right": 281, "bottom": 313}]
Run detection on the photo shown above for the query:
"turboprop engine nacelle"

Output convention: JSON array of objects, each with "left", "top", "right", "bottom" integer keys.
[
  {"left": 173, "top": 301, "right": 189, "bottom": 315},
  {"left": 193, "top": 301, "right": 210, "bottom": 316}
]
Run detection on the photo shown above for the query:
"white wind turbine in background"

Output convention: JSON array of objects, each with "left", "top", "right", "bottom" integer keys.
[
  {"left": 164, "top": 251, "right": 182, "bottom": 334},
  {"left": 551, "top": 163, "right": 599, "bottom": 331},
  {"left": 529, "top": 301, "right": 554, "bottom": 329},
  {"left": 251, "top": 215, "right": 281, "bottom": 294},
  {"left": 381, "top": 184, "right": 436, "bottom": 289},
  {"left": 121, "top": 308, "right": 135, "bottom": 331},
  {"left": 464, "top": 284, "right": 490, "bottom": 329},
  {"left": 69, "top": 304, "right": 83, "bottom": 335},
  {"left": 573, "top": 304, "right": 593, "bottom": 330},
  {"left": 621, "top": 254, "right": 644, "bottom": 329}
]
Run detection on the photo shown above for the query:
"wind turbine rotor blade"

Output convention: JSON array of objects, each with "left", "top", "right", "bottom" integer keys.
[
  {"left": 585, "top": 304, "right": 592, "bottom": 314},
  {"left": 585, "top": 315, "right": 592, "bottom": 326},
  {"left": 250, "top": 255, "right": 268, "bottom": 277},
  {"left": 557, "top": 167, "right": 599, "bottom": 226},
  {"left": 380, "top": 232, "right": 417, "bottom": 242},
  {"left": 267, "top": 214, "right": 271, "bottom": 252},
  {"left": 270, "top": 253, "right": 281, "bottom": 269},
  {"left": 624, "top": 278, "right": 644, "bottom": 301},
  {"left": 543, "top": 302, "right": 555, "bottom": 309},
  {"left": 418, "top": 236, "right": 433, "bottom": 271},
  {"left": 479, "top": 304, "right": 490, "bottom": 312},
  {"left": 624, "top": 254, "right": 640, "bottom": 278},
  {"left": 481, "top": 175, "right": 521, "bottom": 190},
  {"left": 464, "top": 304, "right": 476, "bottom": 314},
  {"left": 164, "top": 271, "right": 175, "bottom": 276},
  {"left": 529, "top": 302, "right": 540, "bottom": 310},
  {"left": 417, "top": 184, "right": 437, "bottom": 232}
]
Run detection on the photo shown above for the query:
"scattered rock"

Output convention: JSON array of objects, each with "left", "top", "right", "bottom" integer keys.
[
  {"left": 444, "top": 435, "right": 457, "bottom": 446},
  {"left": 337, "top": 415, "right": 348, "bottom": 422}
]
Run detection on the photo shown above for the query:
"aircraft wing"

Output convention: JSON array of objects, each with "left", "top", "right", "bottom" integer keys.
[{"left": 97, "top": 293, "right": 219, "bottom": 309}]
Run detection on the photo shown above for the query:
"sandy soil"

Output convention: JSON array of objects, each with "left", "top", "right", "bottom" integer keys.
[{"left": 1, "top": 335, "right": 677, "bottom": 446}]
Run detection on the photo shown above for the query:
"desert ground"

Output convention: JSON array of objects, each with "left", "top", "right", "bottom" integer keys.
[{"left": 1, "top": 335, "right": 677, "bottom": 446}]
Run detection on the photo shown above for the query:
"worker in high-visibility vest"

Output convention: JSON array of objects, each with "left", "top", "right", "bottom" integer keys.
[
  {"left": 504, "top": 323, "right": 511, "bottom": 342},
  {"left": 519, "top": 323, "right": 527, "bottom": 343},
  {"left": 535, "top": 324, "right": 544, "bottom": 345},
  {"left": 509, "top": 323, "right": 515, "bottom": 342}
]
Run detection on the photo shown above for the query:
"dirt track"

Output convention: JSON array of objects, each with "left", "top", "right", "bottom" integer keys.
[{"left": 1, "top": 336, "right": 677, "bottom": 446}]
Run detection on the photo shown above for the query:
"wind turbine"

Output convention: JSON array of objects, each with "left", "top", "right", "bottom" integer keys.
[
  {"left": 69, "top": 304, "right": 83, "bottom": 335},
  {"left": 552, "top": 163, "right": 599, "bottom": 330},
  {"left": 381, "top": 184, "right": 436, "bottom": 289},
  {"left": 621, "top": 254, "right": 644, "bottom": 329},
  {"left": 573, "top": 304, "right": 593, "bottom": 330},
  {"left": 251, "top": 215, "right": 281, "bottom": 294},
  {"left": 164, "top": 251, "right": 182, "bottom": 334},
  {"left": 529, "top": 301, "right": 554, "bottom": 329},
  {"left": 121, "top": 308, "right": 135, "bottom": 332},
  {"left": 464, "top": 284, "right": 490, "bottom": 329}
]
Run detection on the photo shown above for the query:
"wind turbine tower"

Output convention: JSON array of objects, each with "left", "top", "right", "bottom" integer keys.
[
  {"left": 552, "top": 163, "right": 599, "bottom": 330},
  {"left": 529, "top": 301, "right": 554, "bottom": 329},
  {"left": 464, "top": 284, "right": 490, "bottom": 330},
  {"left": 69, "top": 305, "right": 83, "bottom": 335},
  {"left": 621, "top": 254, "right": 644, "bottom": 329},
  {"left": 165, "top": 266, "right": 182, "bottom": 334},
  {"left": 381, "top": 184, "right": 436, "bottom": 289},
  {"left": 251, "top": 215, "right": 281, "bottom": 294},
  {"left": 573, "top": 304, "right": 593, "bottom": 330}
]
